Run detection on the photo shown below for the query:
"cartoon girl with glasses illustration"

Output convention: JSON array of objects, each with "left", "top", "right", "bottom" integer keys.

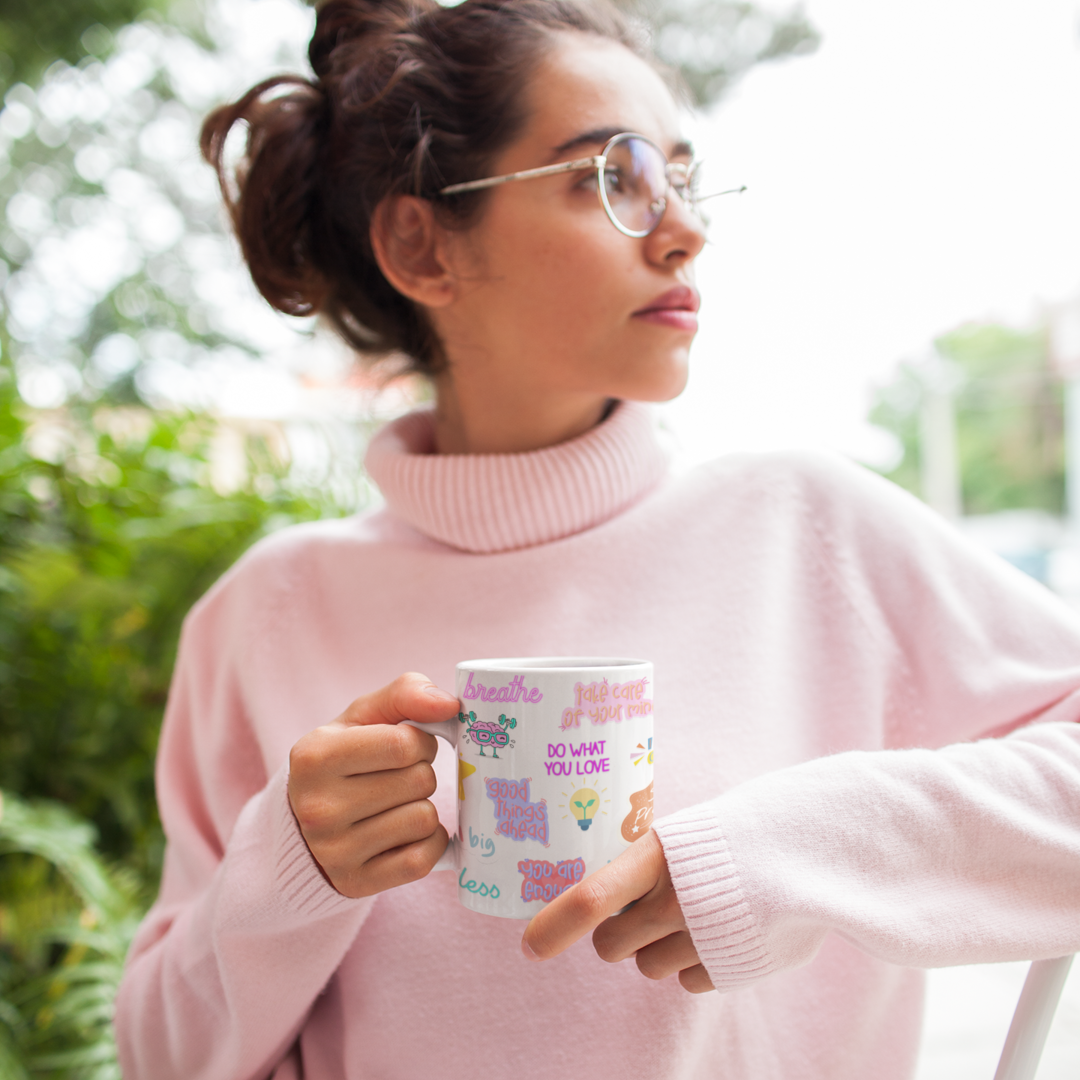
[{"left": 118, "top": 1, "right": 1080, "bottom": 1078}]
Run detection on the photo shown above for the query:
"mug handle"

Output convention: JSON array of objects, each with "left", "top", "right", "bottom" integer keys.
[{"left": 401, "top": 716, "right": 460, "bottom": 873}]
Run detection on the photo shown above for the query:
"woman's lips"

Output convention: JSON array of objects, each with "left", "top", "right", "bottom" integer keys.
[
  {"left": 632, "top": 286, "right": 700, "bottom": 331},
  {"left": 634, "top": 309, "right": 699, "bottom": 331}
]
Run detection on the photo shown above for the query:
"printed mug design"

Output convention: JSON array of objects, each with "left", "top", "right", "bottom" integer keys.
[
  {"left": 457, "top": 753, "right": 477, "bottom": 800},
  {"left": 621, "top": 781, "right": 654, "bottom": 842},
  {"left": 558, "top": 786, "right": 611, "bottom": 830},
  {"left": 458, "top": 866, "right": 501, "bottom": 898},
  {"left": 570, "top": 788, "right": 599, "bottom": 830},
  {"left": 459, "top": 710, "right": 517, "bottom": 757},
  {"left": 461, "top": 672, "right": 543, "bottom": 704},
  {"left": 560, "top": 676, "right": 652, "bottom": 730},
  {"left": 485, "top": 777, "right": 549, "bottom": 845},
  {"left": 468, "top": 826, "right": 496, "bottom": 859},
  {"left": 448, "top": 656, "right": 654, "bottom": 919},
  {"left": 518, "top": 857, "right": 586, "bottom": 903},
  {"left": 630, "top": 736, "right": 654, "bottom": 767}
]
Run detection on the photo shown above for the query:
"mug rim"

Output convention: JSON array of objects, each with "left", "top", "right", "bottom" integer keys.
[{"left": 457, "top": 656, "right": 650, "bottom": 672}]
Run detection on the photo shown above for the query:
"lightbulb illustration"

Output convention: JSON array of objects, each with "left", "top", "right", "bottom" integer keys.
[{"left": 570, "top": 788, "right": 600, "bottom": 831}]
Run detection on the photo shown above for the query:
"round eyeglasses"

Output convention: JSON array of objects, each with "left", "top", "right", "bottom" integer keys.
[{"left": 438, "top": 131, "right": 745, "bottom": 238}]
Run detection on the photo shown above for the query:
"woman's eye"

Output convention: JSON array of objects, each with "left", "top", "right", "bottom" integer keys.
[
  {"left": 602, "top": 168, "right": 624, "bottom": 194},
  {"left": 575, "top": 171, "right": 601, "bottom": 193}
]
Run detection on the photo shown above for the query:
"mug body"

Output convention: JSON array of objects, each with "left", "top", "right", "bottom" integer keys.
[{"left": 452, "top": 657, "right": 654, "bottom": 919}]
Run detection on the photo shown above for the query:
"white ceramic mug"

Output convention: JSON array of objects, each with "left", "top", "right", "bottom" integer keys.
[{"left": 408, "top": 657, "right": 655, "bottom": 919}]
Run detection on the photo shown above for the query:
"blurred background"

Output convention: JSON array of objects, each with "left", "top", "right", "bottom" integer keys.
[{"left": 0, "top": 0, "right": 1076, "bottom": 1076}]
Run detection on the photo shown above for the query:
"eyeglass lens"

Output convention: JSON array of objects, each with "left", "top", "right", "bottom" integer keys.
[{"left": 599, "top": 136, "right": 699, "bottom": 236}]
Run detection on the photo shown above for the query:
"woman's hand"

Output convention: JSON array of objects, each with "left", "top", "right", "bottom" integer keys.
[
  {"left": 519, "top": 830, "right": 715, "bottom": 993},
  {"left": 287, "top": 672, "right": 460, "bottom": 898}
]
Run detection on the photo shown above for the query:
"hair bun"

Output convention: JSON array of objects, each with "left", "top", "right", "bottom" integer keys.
[
  {"left": 309, "top": 0, "right": 433, "bottom": 79},
  {"left": 204, "top": 0, "right": 639, "bottom": 375}
]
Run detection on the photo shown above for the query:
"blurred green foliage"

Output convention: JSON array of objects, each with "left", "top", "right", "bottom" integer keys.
[
  {"left": 0, "top": 358, "right": 344, "bottom": 878},
  {"left": 870, "top": 322, "right": 1065, "bottom": 516},
  {"left": 0, "top": 789, "right": 148, "bottom": 1079},
  {"left": 0, "top": 357, "right": 349, "bottom": 1075},
  {"left": 0, "top": 0, "right": 821, "bottom": 1073},
  {"left": 0, "top": 0, "right": 170, "bottom": 92}
]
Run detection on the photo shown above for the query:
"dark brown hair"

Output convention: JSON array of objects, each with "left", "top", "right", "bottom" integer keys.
[{"left": 200, "top": 0, "right": 641, "bottom": 374}]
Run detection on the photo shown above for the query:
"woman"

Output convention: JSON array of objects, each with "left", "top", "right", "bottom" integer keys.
[{"left": 115, "top": 0, "right": 1080, "bottom": 1076}]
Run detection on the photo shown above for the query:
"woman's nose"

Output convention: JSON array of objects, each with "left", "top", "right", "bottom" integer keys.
[{"left": 645, "top": 189, "right": 707, "bottom": 267}]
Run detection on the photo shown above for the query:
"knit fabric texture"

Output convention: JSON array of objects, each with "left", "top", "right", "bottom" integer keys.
[{"left": 116, "top": 402, "right": 1080, "bottom": 1080}]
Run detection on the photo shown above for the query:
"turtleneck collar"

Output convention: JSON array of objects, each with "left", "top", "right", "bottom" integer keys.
[{"left": 363, "top": 400, "right": 669, "bottom": 554}]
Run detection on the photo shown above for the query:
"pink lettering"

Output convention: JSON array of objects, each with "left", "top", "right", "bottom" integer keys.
[{"left": 460, "top": 673, "right": 542, "bottom": 705}]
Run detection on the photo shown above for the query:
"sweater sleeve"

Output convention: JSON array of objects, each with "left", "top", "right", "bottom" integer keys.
[
  {"left": 655, "top": 455, "right": 1080, "bottom": 992},
  {"left": 114, "top": 557, "right": 374, "bottom": 1080},
  {"left": 655, "top": 720, "right": 1080, "bottom": 990}
]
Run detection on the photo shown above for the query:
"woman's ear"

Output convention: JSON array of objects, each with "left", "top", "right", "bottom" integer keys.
[{"left": 370, "top": 195, "right": 456, "bottom": 308}]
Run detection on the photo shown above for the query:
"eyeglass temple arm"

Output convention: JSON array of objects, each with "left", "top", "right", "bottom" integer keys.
[
  {"left": 694, "top": 185, "right": 748, "bottom": 203},
  {"left": 439, "top": 155, "right": 604, "bottom": 196}
]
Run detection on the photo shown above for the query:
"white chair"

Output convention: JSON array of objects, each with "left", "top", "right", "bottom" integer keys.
[{"left": 993, "top": 955, "right": 1075, "bottom": 1080}]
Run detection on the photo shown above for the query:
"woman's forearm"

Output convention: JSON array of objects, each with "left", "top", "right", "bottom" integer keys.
[
  {"left": 115, "top": 765, "right": 371, "bottom": 1080},
  {"left": 655, "top": 718, "right": 1080, "bottom": 991}
]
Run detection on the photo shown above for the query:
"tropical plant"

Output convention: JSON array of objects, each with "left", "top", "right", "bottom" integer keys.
[
  {"left": 0, "top": 0, "right": 823, "bottom": 1074},
  {"left": 0, "top": 790, "right": 147, "bottom": 1080},
  {"left": 0, "top": 355, "right": 360, "bottom": 880},
  {"left": 0, "top": 355, "right": 362, "bottom": 1076}
]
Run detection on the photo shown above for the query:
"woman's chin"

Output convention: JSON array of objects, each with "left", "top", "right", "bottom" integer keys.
[{"left": 618, "top": 357, "right": 690, "bottom": 404}]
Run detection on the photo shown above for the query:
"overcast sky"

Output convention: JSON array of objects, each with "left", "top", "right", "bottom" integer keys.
[
  {"left": 105, "top": 0, "right": 1080, "bottom": 465},
  {"left": 661, "top": 0, "right": 1080, "bottom": 468}
]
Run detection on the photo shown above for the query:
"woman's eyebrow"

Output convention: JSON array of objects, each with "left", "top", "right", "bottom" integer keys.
[
  {"left": 551, "top": 126, "right": 625, "bottom": 158},
  {"left": 550, "top": 129, "right": 695, "bottom": 160}
]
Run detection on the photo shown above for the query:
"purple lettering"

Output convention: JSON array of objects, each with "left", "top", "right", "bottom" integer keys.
[{"left": 486, "top": 777, "right": 548, "bottom": 845}]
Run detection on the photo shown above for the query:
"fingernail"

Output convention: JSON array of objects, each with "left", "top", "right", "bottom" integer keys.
[
  {"left": 423, "top": 684, "right": 457, "bottom": 703},
  {"left": 520, "top": 936, "right": 539, "bottom": 961}
]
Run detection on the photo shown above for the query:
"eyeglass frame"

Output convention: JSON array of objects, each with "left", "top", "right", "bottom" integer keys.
[{"left": 437, "top": 131, "right": 738, "bottom": 239}]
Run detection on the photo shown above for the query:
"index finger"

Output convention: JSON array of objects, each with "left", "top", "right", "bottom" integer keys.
[{"left": 520, "top": 832, "right": 663, "bottom": 961}]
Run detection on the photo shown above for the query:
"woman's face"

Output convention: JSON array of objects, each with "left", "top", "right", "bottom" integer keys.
[{"left": 431, "top": 33, "right": 706, "bottom": 415}]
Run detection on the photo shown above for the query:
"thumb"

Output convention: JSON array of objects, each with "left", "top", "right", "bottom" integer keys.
[{"left": 338, "top": 672, "right": 460, "bottom": 727}]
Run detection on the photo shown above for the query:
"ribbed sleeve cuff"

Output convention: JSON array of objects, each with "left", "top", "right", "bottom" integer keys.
[
  {"left": 653, "top": 803, "right": 773, "bottom": 991},
  {"left": 270, "top": 765, "right": 360, "bottom": 920}
]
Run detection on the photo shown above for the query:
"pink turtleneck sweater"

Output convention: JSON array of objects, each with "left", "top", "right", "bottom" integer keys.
[{"left": 116, "top": 402, "right": 1080, "bottom": 1080}]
